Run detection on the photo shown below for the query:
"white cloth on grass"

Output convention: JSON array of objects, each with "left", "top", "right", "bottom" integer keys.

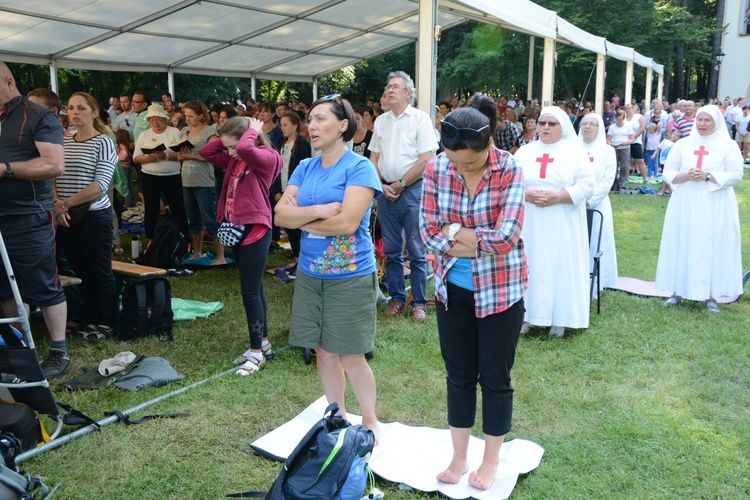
[{"left": 250, "top": 396, "right": 544, "bottom": 500}]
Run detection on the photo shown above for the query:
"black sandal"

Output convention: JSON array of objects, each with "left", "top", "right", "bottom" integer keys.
[{"left": 82, "top": 325, "right": 113, "bottom": 342}]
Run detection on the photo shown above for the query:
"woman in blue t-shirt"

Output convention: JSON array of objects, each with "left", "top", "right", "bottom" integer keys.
[{"left": 275, "top": 94, "right": 383, "bottom": 443}]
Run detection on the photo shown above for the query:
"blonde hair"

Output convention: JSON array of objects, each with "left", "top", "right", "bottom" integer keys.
[
  {"left": 68, "top": 92, "right": 106, "bottom": 134},
  {"left": 647, "top": 123, "right": 658, "bottom": 133}
]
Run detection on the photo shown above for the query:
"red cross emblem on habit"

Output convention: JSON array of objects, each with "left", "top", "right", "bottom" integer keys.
[
  {"left": 588, "top": 153, "right": 595, "bottom": 163},
  {"left": 693, "top": 145, "right": 709, "bottom": 169},
  {"left": 536, "top": 153, "right": 554, "bottom": 178}
]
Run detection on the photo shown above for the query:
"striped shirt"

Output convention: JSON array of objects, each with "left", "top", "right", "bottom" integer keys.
[
  {"left": 59, "top": 134, "right": 117, "bottom": 211},
  {"left": 420, "top": 146, "right": 528, "bottom": 317},
  {"left": 675, "top": 116, "right": 695, "bottom": 137}
]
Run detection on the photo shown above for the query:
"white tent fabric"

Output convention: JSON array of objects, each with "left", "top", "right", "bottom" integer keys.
[
  {"left": 605, "top": 41, "right": 635, "bottom": 62},
  {"left": 633, "top": 51, "right": 653, "bottom": 69},
  {"left": 0, "top": 0, "right": 467, "bottom": 81},
  {"left": 444, "top": 0, "right": 557, "bottom": 39},
  {"left": 556, "top": 16, "right": 606, "bottom": 54},
  {"left": 0, "top": 0, "right": 661, "bottom": 88},
  {"left": 653, "top": 62, "right": 664, "bottom": 75}
]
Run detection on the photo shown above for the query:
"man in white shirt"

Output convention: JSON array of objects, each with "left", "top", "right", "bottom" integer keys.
[
  {"left": 113, "top": 93, "right": 137, "bottom": 141},
  {"left": 368, "top": 71, "right": 438, "bottom": 321}
]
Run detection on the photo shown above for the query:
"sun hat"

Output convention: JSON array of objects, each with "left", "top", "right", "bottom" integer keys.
[{"left": 145, "top": 104, "right": 169, "bottom": 120}]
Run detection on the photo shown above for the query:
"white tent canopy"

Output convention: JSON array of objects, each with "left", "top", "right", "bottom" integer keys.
[{"left": 0, "top": 0, "right": 662, "bottom": 107}]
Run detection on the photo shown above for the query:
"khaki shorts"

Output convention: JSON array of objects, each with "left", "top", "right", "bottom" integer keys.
[{"left": 289, "top": 271, "right": 378, "bottom": 354}]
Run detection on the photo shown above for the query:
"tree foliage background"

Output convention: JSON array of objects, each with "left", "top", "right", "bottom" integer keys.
[{"left": 7, "top": 0, "right": 722, "bottom": 108}]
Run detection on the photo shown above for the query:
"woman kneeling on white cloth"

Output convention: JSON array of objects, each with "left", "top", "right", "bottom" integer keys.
[
  {"left": 578, "top": 113, "right": 619, "bottom": 293},
  {"left": 655, "top": 105, "right": 744, "bottom": 312},
  {"left": 514, "top": 106, "right": 595, "bottom": 338}
]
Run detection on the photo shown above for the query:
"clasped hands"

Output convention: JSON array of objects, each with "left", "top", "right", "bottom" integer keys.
[
  {"left": 687, "top": 167, "right": 708, "bottom": 182},
  {"left": 526, "top": 189, "right": 561, "bottom": 208}
]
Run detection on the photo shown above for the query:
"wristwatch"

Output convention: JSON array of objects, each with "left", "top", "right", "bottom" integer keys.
[
  {"left": 705, "top": 172, "right": 711, "bottom": 183},
  {"left": 4, "top": 162, "right": 13, "bottom": 179},
  {"left": 448, "top": 223, "right": 461, "bottom": 241},
  {"left": 398, "top": 179, "right": 407, "bottom": 189}
]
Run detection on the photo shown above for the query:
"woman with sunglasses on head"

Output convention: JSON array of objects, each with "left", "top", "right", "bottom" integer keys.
[
  {"left": 420, "top": 93, "right": 527, "bottom": 491},
  {"left": 578, "top": 113, "right": 619, "bottom": 295},
  {"left": 275, "top": 94, "right": 383, "bottom": 443},
  {"left": 514, "top": 106, "right": 594, "bottom": 338}
]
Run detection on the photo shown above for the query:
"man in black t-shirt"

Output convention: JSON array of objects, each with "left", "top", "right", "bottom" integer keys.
[{"left": 0, "top": 61, "right": 69, "bottom": 378}]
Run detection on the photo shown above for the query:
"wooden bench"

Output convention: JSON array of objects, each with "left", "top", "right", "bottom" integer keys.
[
  {"left": 59, "top": 274, "right": 82, "bottom": 287},
  {"left": 111, "top": 260, "right": 167, "bottom": 278}
]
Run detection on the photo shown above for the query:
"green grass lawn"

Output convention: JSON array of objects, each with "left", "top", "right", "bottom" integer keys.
[{"left": 20, "top": 175, "right": 750, "bottom": 499}]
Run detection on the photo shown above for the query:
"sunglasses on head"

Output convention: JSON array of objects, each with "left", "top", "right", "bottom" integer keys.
[
  {"left": 441, "top": 121, "right": 489, "bottom": 141},
  {"left": 321, "top": 93, "right": 342, "bottom": 103}
]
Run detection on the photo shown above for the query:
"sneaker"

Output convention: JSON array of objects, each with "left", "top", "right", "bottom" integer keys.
[
  {"left": 287, "top": 265, "right": 297, "bottom": 279},
  {"left": 549, "top": 326, "right": 565, "bottom": 338},
  {"left": 268, "top": 242, "right": 282, "bottom": 255},
  {"left": 520, "top": 322, "right": 531, "bottom": 335},
  {"left": 274, "top": 268, "right": 293, "bottom": 283},
  {"left": 706, "top": 300, "right": 720, "bottom": 313},
  {"left": 41, "top": 349, "right": 70, "bottom": 379},
  {"left": 662, "top": 295, "right": 682, "bottom": 307}
]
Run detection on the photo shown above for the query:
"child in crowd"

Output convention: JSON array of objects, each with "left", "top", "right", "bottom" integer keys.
[
  {"left": 655, "top": 129, "right": 682, "bottom": 196},
  {"left": 645, "top": 123, "right": 661, "bottom": 181},
  {"left": 115, "top": 129, "right": 137, "bottom": 207}
]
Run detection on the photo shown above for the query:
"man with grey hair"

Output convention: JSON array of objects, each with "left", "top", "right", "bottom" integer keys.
[{"left": 368, "top": 71, "right": 438, "bottom": 321}]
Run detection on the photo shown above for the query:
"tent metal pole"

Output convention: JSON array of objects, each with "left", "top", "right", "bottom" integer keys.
[
  {"left": 168, "top": 68, "right": 175, "bottom": 102},
  {"left": 49, "top": 60, "right": 58, "bottom": 96},
  {"left": 15, "top": 366, "right": 237, "bottom": 464}
]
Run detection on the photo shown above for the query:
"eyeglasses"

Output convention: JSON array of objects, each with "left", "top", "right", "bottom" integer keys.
[
  {"left": 132, "top": 100, "right": 146, "bottom": 104},
  {"left": 537, "top": 121, "right": 559, "bottom": 128},
  {"left": 581, "top": 122, "right": 598, "bottom": 128},
  {"left": 124, "top": 118, "right": 129, "bottom": 127},
  {"left": 384, "top": 84, "right": 405, "bottom": 92},
  {"left": 321, "top": 94, "right": 342, "bottom": 102}
]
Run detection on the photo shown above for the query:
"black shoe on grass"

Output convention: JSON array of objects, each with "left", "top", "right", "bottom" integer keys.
[{"left": 41, "top": 349, "right": 70, "bottom": 379}]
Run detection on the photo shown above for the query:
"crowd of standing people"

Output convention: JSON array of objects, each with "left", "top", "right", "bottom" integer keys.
[{"left": 0, "top": 57, "right": 746, "bottom": 492}]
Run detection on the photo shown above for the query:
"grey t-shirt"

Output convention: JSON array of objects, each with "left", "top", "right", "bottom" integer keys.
[{"left": 180, "top": 125, "right": 218, "bottom": 187}]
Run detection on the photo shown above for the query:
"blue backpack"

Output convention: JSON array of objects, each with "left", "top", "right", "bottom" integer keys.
[{"left": 234, "top": 402, "right": 375, "bottom": 500}]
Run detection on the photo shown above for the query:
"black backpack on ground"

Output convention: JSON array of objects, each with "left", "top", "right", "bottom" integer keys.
[
  {"left": 137, "top": 215, "right": 188, "bottom": 269},
  {"left": 117, "top": 276, "right": 174, "bottom": 341},
  {"left": 0, "top": 433, "right": 52, "bottom": 499},
  {"left": 236, "top": 402, "right": 375, "bottom": 500}
]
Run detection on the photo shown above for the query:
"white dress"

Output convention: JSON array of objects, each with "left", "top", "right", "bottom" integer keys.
[
  {"left": 582, "top": 141, "right": 619, "bottom": 293},
  {"left": 655, "top": 128, "right": 744, "bottom": 300},
  {"left": 515, "top": 139, "right": 595, "bottom": 328}
]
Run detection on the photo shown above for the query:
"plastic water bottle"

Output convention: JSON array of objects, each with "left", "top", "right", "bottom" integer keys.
[{"left": 131, "top": 235, "right": 141, "bottom": 259}]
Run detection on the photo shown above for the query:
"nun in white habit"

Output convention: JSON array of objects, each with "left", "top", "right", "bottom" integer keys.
[
  {"left": 514, "top": 106, "right": 595, "bottom": 337},
  {"left": 655, "top": 105, "right": 744, "bottom": 312},
  {"left": 578, "top": 112, "right": 619, "bottom": 294}
]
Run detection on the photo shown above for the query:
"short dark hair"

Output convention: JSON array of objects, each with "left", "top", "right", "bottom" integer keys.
[
  {"left": 27, "top": 88, "right": 60, "bottom": 111},
  {"left": 440, "top": 92, "right": 494, "bottom": 152},
  {"left": 133, "top": 91, "right": 149, "bottom": 103},
  {"left": 308, "top": 95, "right": 358, "bottom": 142},
  {"left": 439, "top": 101, "right": 452, "bottom": 110}
]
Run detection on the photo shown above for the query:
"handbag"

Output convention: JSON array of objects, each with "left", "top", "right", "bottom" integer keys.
[
  {"left": 217, "top": 221, "right": 251, "bottom": 247},
  {"left": 65, "top": 193, "right": 106, "bottom": 226}
]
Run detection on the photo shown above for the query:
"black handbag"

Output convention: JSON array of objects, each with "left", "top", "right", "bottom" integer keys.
[{"left": 65, "top": 193, "right": 106, "bottom": 226}]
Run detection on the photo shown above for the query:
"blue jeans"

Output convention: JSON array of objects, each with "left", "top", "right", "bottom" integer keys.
[
  {"left": 183, "top": 186, "right": 219, "bottom": 236},
  {"left": 645, "top": 150, "right": 658, "bottom": 177},
  {"left": 377, "top": 181, "right": 427, "bottom": 306}
]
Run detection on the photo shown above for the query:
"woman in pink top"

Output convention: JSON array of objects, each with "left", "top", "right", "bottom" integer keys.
[{"left": 200, "top": 117, "right": 282, "bottom": 375}]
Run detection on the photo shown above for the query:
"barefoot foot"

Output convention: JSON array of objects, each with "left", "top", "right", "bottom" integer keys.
[
  {"left": 436, "top": 456, "right": 468, "bottom": 485},
  {"left": 210, "top": 259, "right": 227, "bottom": 266},
  {"left": 362, "top": 419, "right": 381, "bottom": 446},
  {"left": 468, "top": 462, "right": 498, "bottom": 490}
]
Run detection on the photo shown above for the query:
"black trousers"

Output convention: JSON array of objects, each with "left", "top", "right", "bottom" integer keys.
[
  {"left": 234, "top": 229, "right": 272, "bottom": 349},
  {"left": 436, "top": 283, "right": 524, "bottom": 436},
  {"left": 141, "top": 172, "right": 189, "bottom": 240},
  {"left": 57, "top": 208, "right": 117, "bottom": 326}
]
